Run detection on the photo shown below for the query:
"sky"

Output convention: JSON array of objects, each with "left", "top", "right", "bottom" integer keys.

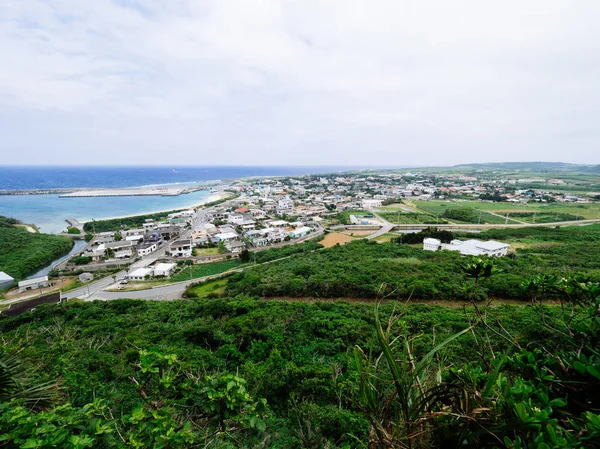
[{"left": 1, "top": 0, "right": 599, "bottom": 166}]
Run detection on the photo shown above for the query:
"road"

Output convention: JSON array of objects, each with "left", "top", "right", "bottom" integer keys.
[
  {"left": 366, "top": 213, "right": 394, "bottom": 240},
  {"left": 63, "top": 271, "right": 126, "bottom": 299}
]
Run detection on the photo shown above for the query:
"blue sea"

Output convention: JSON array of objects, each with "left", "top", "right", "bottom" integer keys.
[{"left": 0, "top": 166, "right": 345, "bottom": 233}]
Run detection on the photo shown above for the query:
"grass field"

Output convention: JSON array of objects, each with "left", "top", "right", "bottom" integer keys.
[
  {"left": 192, "top": 247, "right": 220, "bottom": 256},
  {"left": 171, "top": 260, "right": 242, "bottom": 282},
  {"left": 186, "top": 278, "right": 229, "bottom": 298},
  {"left": 378, "top": 212, "right": 444, "bottom": 224},
  {"left": 413, "top": 200, "right": 600, "bottom": 220}
]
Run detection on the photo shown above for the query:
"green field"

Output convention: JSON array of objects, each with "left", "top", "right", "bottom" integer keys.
[
  {"left": 378, "top": 211, "right": 445, "bottom": 224},
  {"left": 171, "top": 259, "right": 242, "bottom": 282},
  {"left": 192, "top": 247, "right": 220, "bottom": 256},
  {"left": 185, "top": 278, "right": 229, "bottom": 298},
  {"left": 336, "top": 209, "right": 373, "bottom": 224},
  {"left": 413, "top": 200, "right": 600, "bottom": 220}
]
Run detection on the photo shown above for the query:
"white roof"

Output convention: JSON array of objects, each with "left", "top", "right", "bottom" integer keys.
[
  {"left": 423, "top": 238, "right": 441, "bottom": 244},
  {"left": 476, "top": 240, "right": 509, "bottom": 250},
  {"left": 128, "top": 268, "right": 153, "bottom": 278},
  {"left": 0, "top": 271, "right": 14, "bottom": 282},
  {"left": 18, "top": 276, "right": 49, "bottom": 288},
  {"left": 154, "top": 263, "right": 176, "bottom": 272},
  {"left": 292, "top": 226, "right": 311, "bottom": 234},
  {"left": 126, "top": 235, "right": 144, "bottom": 241},
  {"left": 217, "top": 232, "right": 238, "bottom": 239}
]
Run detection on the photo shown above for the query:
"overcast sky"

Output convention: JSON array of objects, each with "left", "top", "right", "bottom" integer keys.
[{"left": 1, "top": 1, "right": 599, "bottom": 166}]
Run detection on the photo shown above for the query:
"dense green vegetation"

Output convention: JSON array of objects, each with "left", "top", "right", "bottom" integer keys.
[
  {"left": 0, "top": 216, "right": 73, "bottom": 281},
  {"left": 66, "top": 227, "right": 81, "bottom": 234},
  {"left": 1, "top": 282, "right": 599, "bottom": 447},
  {"left": 224, "top": 225, "right": 600, "bottom": 300},
  {"left": 254, "top": 239, "right": 324, "bottom": 264},
  {"left": 83, "top": 210, "right": 184, "bottom": 233},
  {"left": 378, "top": 212, "right": 445, "bottom": 224}
]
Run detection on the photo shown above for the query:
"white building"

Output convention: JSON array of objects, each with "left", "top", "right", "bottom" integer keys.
[
  {"left": 18, "top": 276, "right": 49, "bottom": 293},
  {"left": 288, "top": 226, "right": 312, "bottom": 239},
  {"left": 423, "top": 238, "right": 442, "bottom": 251},
  {"left": 153, "top": 263, "right": 177, "bottom": 277},
  {"left": 423, "top": 239, "right": 509, "bottom": 257},
  {"left": 138, "top": 242, "right": 158, "bottom": 257},
  {"left": 278, "top": 198, "right": 294, "bottom": 211},
  {"left": 169, "top": 239, "right": 192, "bottom": 257},
  {"left": 127, "top": 268, "right": 153, "bottom": 281},
  {"left": 215, "top": 232, "right": 238, "bottom": 242},
  {"left": 267, "top": 228, "right": 288, "bottom": 243},
  {"left": 227, "top": 214, "right": 245, "bottom": 225},
  {"left": 362, "top": 199, "right": 383, "bottom": 209}
]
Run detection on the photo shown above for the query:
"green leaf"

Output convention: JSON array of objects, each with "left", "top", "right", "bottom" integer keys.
[
  {"left": 549, "top": 398, "right": 567, "bottom": 408},
  {"left": 21, "top": 439, "right": 43, "bottom": 449},
  {"left": 587, "top": 365, "right": 600, "bottom": 380}
]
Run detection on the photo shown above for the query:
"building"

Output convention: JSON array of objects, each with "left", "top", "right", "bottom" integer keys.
[
  {"left": 0, "top": 271, "right": 15, "bottom": 290},
  {"left": 267, "top": 228, "right": 288, "bottom": 243},
  {"left": 267, "top": 220, "right": 289, "bottom": 228},
  {"left": 169, "top": 239, "right": 192, "bottom": 257},
  {"left": 361, "top": 199, "right": 383, "bottom": 209},
  {"left": 288, "top": 226, "right": 312, "bottom": 239},
  {"left": 251, "top": 237, "right": 268, "bottom": 247},
  {"left": 95, "top": 232, "right": 116, "bottom": 244},
  {"left": 78, "top": 272, "right": 94, "bottom": 283},
  {"left": 277, "top": 198, "right": 294, "bottom": 212},
  {"left": 215, "top": 232, "right": 238, "bottom": 242},
  {"left": 423, "top": 239, "right": 509, "bottom": 257},
  {"left": 138, "top": 241, "right": 158, "bottom": 257},
  {"left": 225, "top": 240, "right": 246, "bottom": 254},
  {"left": 127, "top": 268, "right": 153, "bottom": 281},
  {"left": 153, "top": 263, "right": 177, "bottom": 277},
  {"left": 423, "top": 238, "right": 441, "bottom": 251},
  {"left": 105, "top": 240, "right": 136, "bottom": 259},
  {"left": 18, "top": 276, "right": 49, "bottom": 293}
]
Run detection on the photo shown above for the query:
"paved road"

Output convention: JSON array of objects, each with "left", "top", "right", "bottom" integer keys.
[
  {"left": 366, "top": 213, "right": 394, "bottom": 240},
  {"left": 63, "top": 271, "right": 126, "bottom": 299}
]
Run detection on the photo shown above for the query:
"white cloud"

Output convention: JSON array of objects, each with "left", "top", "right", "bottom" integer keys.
[{"left": 0, "top": 0, "right": 599, "bottom": 165}]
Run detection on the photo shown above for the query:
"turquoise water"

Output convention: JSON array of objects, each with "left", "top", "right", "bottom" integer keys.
[{"left": 0, "top": 190, "right": 212, "bottom": 234}]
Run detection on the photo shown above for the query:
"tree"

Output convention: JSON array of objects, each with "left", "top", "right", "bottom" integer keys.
[{"left": 240, "top": 249, "right": 251, "bottom": 263}]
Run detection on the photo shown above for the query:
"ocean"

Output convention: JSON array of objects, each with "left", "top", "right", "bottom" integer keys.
[{"left": 0, "top": 166, "right": 344, "bottom": 233}]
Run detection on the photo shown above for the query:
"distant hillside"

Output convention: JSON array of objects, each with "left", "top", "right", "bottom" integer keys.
[
  {"left": 0, "top": 216, "right": 73, "bottom": 281},
  {"left": 453, "top": 161, "right": 600, "bottom": 172}
]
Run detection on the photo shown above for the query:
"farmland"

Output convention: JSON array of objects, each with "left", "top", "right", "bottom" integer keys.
[{"left": 412, "top": 200, "right": 600, "bottom": 221}]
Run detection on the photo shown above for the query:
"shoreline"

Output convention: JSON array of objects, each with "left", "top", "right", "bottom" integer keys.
[{"left": 76, "top": 191, "right": 231, "bottom": 225}]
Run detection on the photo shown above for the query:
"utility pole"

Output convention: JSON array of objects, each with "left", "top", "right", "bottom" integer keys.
[
  {"left": 533, "top": 212, "right": 536, "bottom": 224},
  {"left": 505, "top": 213, "right": 508, "bottom": 225}
]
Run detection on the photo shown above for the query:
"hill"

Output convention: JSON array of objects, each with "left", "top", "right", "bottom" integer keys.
[
  {"left": 1, "top": 295, "right": 599, "bottom": 447},
  {"left": 0, "top": 215, "right": 73, "bottom": 281}
]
